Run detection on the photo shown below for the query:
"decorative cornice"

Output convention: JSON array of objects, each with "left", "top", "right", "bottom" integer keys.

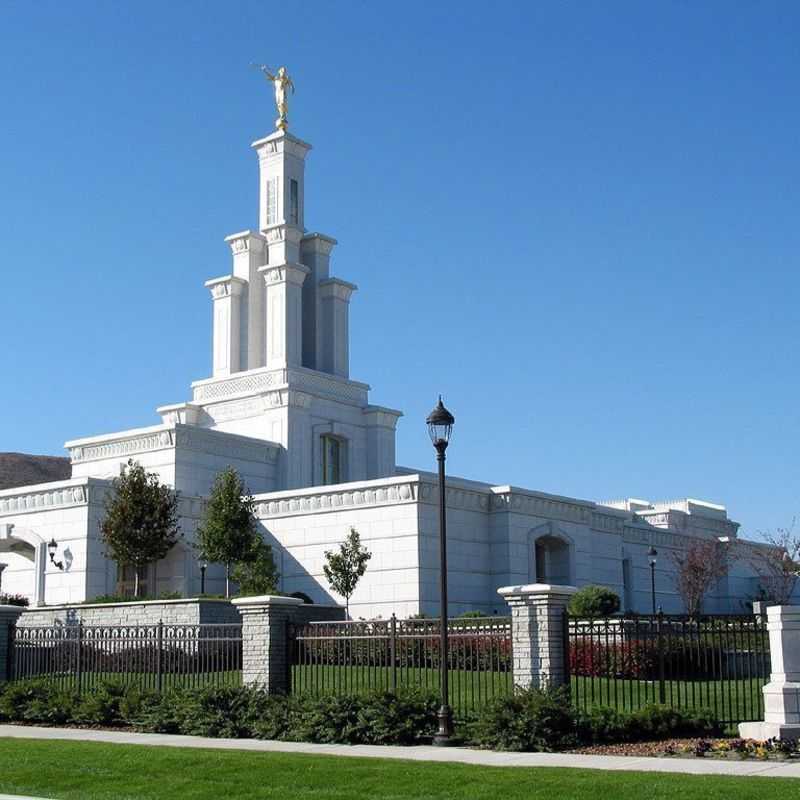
[
  {"left": 192, "top": 369, "right": 288, "bottom": 403},
  {"left": 191, "top": 366, "right": 370, "bottom": 407},
  {"left": 173, "top": 427, "right": 280, "bottom": 463},
  {"left": 362, "top": 406, "right": 403, "bottom": 429},
  {"left": 157, "top": 403, "right": 203, "bottom": 426},
  {"left": 254, "top": 479, "right": 419, "bottom": 519},
  {"left": 205, "top": 275, "right": 246, "bottom": 299},
  {"left": 287, "top": 368, "right": 368, "bottom": 405},
  {"left": 418, "top": 481, "right": 490, "bottom": 511},
  {"left": 301, "top": 232, "right": 337, "bottom": 256},
  {"left": 0, "top": 480, "right": 99, "bottom": 517},
  {"left": 591, "top": 512, "right": 627, "bottom": 534},
  {"left": 319, "top": 277, "right": 358, "bottom": 303},
  {"left": 259, "top": 262, "right": 310, "bottom": 286},
  {"left": 251, "top": 130, "right": 312, "bottom": 160},
  {"left": 623, "top": 526, "right": 694, "bottom": 550},
  {"left": 68, "top": 425, "right": 278, "bottom": 466},
  {"left": 489, "top": 491, "right": 592, "bottom": 524},
  {"left": 261, "top": 224, "right": 304, "bottom": 246},
  {"left": 224, "top": 230, "right": 266, "bottom": 256},
  {"left": 70, "top": 430, "right": 174, "bottom": 464}
]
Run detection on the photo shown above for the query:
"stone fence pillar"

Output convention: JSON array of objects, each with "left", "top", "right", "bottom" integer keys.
[
  {"left": 498, "top": 583, "right": 578, "bottom": 690},
  {"left": 0, "top": 605, "right": 24, "bottom": 681},
  {"left": 232, "top": 595, "right": 304, "bottom": 693},
  {"left": 740, "top": 605, "right": 800, "bottom": 740}
]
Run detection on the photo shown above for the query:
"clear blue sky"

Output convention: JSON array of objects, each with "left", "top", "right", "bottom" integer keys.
[{"left": 1, "top": 1, "right": 798, "bottom": 538}]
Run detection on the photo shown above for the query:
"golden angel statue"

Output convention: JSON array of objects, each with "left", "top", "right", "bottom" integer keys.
[{"left": 253, "top": 64, "right": 295, "bottom": 131}]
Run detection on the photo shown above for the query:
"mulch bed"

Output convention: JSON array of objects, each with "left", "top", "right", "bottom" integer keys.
[{"left": 568, "top": 738, "right": 721, "bottom": 757}]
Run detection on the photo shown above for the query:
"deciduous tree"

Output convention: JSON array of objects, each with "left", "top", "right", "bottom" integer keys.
[
  {"left": 323, "top": 528, "right": 371, "bottom": 616},
  {"left": 748, "top": 522, "right": 800, "bottom": 605},
  {"left": 197, "top": 468, "right": 262, "bottom": 598},
  {"left": 671, "top": 540, "right": 731, "bottom": 617},
  {"left": 230, "top": 537, "right": 280, "bottom": 597},
  {"left": 100, "top": 460, "right": 181, "bottom": 598}
]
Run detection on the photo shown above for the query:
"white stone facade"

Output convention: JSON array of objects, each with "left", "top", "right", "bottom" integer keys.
[{"left": 0, "top": 121, "right": 780, "bottom": 617}]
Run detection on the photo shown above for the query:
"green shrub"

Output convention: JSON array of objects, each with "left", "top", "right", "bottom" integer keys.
[
  {"left": 625, "top": 705, "right": 720, "bottom": 740},
  {"left": 133, "top": 686, "right": 266, "bottom": 738},
  {"left": 0, "top": 680, "right": 78, "bottom": 724},
  {"left": 86, "top": 591, "right": 182, "bottom": 605},
  {"left": 252, "top": 690, "right": 439, "bottom": 745},
  {"left": 73, "top": 681, "right": 140, "bottom": 726},
  {"left": 575, "top": 705, "right": 627, "bottom": 744},
  {"left": 0, "top": 679, "right": 721, "bottom": 750},
  {"left": 354, "top": 690, "right": 438, "bottom": 745},
  {"left": 576, "top": 704, "right": 720, "bottom": 744},
  {"left": 568, "top": 585, "right": 620, "bottom": 618},
  {"left": 0, "top": 594, "right": 29, "bottom": 607},
  {"left": 469, "top": 687, "right": 577, "bottom": 752}
]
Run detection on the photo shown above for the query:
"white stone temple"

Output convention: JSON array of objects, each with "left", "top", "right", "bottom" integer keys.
[{"left": 0, "top": 113, "right": 773, "bottom": 617}]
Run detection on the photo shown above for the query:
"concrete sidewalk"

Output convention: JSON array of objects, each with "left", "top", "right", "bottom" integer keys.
[{"left": 2, "top": 725, "right": 800, "bottom": 779}]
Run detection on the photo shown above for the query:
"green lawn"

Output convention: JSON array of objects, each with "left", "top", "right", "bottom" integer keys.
[
  {"left": 291, "top": 664, "right": 512, "bottom": 713},
  {"left": 571, "top": 676, "right": 765, "bottom": 724},
  {"left": 0, "top": 738, "right": 793, "bottom": 800},
  {"left": 291, "top": 665, "right": 764, "bottom": 723}
]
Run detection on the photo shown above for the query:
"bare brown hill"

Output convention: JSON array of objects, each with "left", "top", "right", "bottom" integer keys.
[{"left": 0, "top": 453, "right": 71, "bottom": 490}]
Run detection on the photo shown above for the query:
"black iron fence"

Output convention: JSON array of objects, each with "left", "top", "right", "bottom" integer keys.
[
  {"left": 567, "top": 613, "right": 770, "bottom": 726},
  {"left": 9, "top": 622, "right": 243, "bottom": 692},
  {"left": 289, "top": 616, "right": 512, "bottom": 713}
]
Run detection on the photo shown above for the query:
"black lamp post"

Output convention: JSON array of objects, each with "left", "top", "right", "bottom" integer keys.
[
  {"left": 647, "top": 547, "right": 658, "bottom": 615},
  {"left": 47, "top": 538, "right": 64, "bottom": 571},
  {"left": 426, "top": 396, "right": 455, "bottom": 746},
  {"left": 199, "top": 555, "right": 208, "bottom": 596}
]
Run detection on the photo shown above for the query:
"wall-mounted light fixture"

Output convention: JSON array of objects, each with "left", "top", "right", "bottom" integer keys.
[{"left": 47, "top": 539, "right": 65, "bottom": 571}]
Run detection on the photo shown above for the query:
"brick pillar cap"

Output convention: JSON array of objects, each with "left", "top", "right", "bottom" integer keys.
[
  {"left": 231, "top": 595, "right": 304, "bottom": 608},
  {"left": 0, "top": 604, "right": 26, "bottom": 616},
  {"left": 497, "top": 583, "right": 579, "bottom": 599}
]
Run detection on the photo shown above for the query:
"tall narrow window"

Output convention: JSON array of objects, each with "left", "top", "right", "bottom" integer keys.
[
  {"left": 266, "top": 177, "right": 278, "bottom": 226},
  {"left": 290, "top": 179, "right": 299, "bottom": 225},
  {"left": 321, "top": 435, "right": 341, "bottom": 485}
]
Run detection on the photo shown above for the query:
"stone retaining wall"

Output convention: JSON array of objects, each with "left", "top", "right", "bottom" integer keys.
[
  {"left": 18, "top": 598, "right": 241, "bottom": 627},
  {"left": 17, "top": 598, "right": 345, "bottom": 629}
]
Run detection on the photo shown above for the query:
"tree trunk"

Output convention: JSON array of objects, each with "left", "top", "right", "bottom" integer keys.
[
  {"left": 225, "top": 562, "right": 230, "bottom": 599},
  {"left": 345, "top": 595, "right": 349, "bottom": 619},
  {"left": 134, "top": 568, "right": 140, "bottom": 599}
]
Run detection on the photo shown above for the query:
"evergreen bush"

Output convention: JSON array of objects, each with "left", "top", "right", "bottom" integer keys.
[{"left": 568, "top": 585, "right": 621, "bottom": 618}]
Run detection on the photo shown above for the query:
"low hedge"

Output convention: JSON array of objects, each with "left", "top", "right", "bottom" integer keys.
[{"left": 0, "top": 679, "right": 721, "bottom": 751}]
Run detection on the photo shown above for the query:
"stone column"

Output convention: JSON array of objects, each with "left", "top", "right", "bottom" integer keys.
[
  {"left": 205, "top": 276, "right": 246, "bottom": 377},
  {"left": 0, "top": 605, "right": 24, "bottom": 681},
  {"left": 497, "top": 583, "right": 578, "bottom": 690},
  {"left": 260, "top": 263, "right": 310, "bottom": 370},
  {"left": 225, "top": 230, "right": 268, "bottom": 371},
  {"left": 232, "top": 595, "right": 303, "bottom": 693},
  {"left": 740, "top": 605, "right": 800, "bottom": 740},
  {"left": 319, "top": 278, "right": 357, "bottom": 378}
]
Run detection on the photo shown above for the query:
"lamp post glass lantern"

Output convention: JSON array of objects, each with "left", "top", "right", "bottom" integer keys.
[
  {"left": 647, "top": 546, "right": 658, "bottom": 615},
  {"left": 199, "top": 555, "right": 208, "bottom": 596},
  {"left": 426, "top": 396, "right": 455, "bottom": 746}
]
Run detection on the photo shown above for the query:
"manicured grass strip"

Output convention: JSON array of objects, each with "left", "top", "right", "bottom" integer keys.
[
  {"left": 291, "top": 664, "right": 511, "bottom": 713},
  {"left": 571, "top": 676, "right": 766, "bottom": 723},
  {"left": 0, "top": 738, "right": 794, "bottom": 800}
]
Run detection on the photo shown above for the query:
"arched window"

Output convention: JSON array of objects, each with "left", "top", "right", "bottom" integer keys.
[{"left": 529, "top": 523, "right": 574, "bottom": 585}]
